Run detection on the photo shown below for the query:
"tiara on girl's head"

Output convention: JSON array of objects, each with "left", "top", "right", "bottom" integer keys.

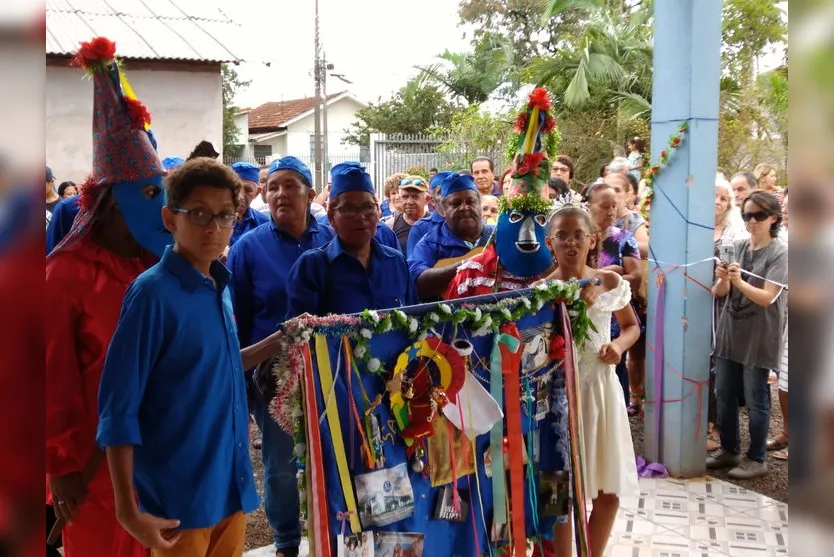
[{"left": 550, "top": 192, "right": 590, "bottom": 214}]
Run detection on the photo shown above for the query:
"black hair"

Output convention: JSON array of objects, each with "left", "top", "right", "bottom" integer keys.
[
  {"left": 57, "top": 181, "right": 76, "bottom": 197},
  {"left": 165, "top": 157, "right": 241, "bottom": 211},
  {"left": 624, "top": 172, "right": 640, "bottom": 195},
  {"left": 187, "top": 140, "right": 220, "bottom": 160},
  {"left": 548, "top": 178, "right": 570, "bottom": 197},
  {"left": 743, "top": 190, "right": 783, "bottom": 238},
  {"left": 628, "top": 136, "right": 646, "bottom": 153},
  {"left": 429, "top": 167, "right": 438, "bottom": 173},
  {"left": 470, "top": 156, "right": 494, "bottom": 173}
]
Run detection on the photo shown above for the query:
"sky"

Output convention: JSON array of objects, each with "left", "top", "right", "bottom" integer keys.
[
  {"left": 226, "top": 0, "right": 788, "bottom": 110},
  {"left": 228, "top": 0, "right": 473, "bottom": 109}
]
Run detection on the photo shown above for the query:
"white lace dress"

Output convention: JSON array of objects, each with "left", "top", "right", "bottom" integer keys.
[{"left": 576, "top": 274, "right": 639, "bottom": 498}]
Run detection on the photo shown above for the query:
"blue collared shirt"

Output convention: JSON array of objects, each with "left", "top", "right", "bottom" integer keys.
[
  {"left": 406, "top": 211, "right": 445, "bottom": 255},
  {"left": 407, "top": 222, "right": 494, "bottom": 282},
  {"left": 96, "top": 247, "right": 258, "bottom": 529},
  {"left": 227, "top": 218, "right": 334, "bottom": 347},
  {"left": 46, "top": 195, "right": 80, "bottom": 254},
  {"left": 285, "top": 237, "right": 418, "bottom": 318},
  {"left": 229, "top": 206, "right": 269, "bottom": 247},
  {"left": 315, "top": 214, "right": 401, "bottom": 252}
]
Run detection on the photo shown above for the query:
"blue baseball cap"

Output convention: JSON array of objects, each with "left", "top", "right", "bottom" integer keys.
[
  {"left": 330, "top": 162, "right": 374, "bottom": 199},
  {"left": 430, "top": 171, "right": 453, "bottom": 190},
  {"left": 230, "top": 161, "right": 260, "bottom": 183},
  {"left": 162, "top": 157, "right": 185, "bottom": 171},
  {"left": 267, "top": 156, "right": 313, "bottom": 187},
  {"left": 440, "top": 172, "right": 477, "bottom": 198}
]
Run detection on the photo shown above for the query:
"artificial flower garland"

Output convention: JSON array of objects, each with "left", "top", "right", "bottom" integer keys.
[
  {"left": 638, "top": 121, "right": 688, "bottom": 227},
  {"left": 266, "top": 280, "right": 594, "bottom": 524}
]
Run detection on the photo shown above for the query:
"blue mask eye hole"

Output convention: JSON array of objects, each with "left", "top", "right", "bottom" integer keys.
[
  {"left": 534, "top": 214, "right": 547, "bottom": 227},
  {"left": 509, "top": 211, "right": 523, "bottom": 223},
  {"left": 141, "top": 184, "right": 162, "bottom": 200}
]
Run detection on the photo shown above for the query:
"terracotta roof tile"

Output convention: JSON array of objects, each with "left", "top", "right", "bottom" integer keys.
[{"left": 247, "top": 92, "right": 343, "bottom": 132}]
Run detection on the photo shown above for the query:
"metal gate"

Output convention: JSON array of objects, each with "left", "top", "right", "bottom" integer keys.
[{"left": 369, "top": 133, "right": 448, "bottom": 196}]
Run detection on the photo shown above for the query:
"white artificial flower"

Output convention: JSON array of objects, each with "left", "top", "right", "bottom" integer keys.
[
  {"left": 354, "top": 344, "right": 367, "bottom": 358},
  {"left": 520, "top": 297, "right": 532, "bottom": 309},
  {"left": 367, "top": 358, "right": 381, "bottom": 373},
  {"left": 427, "top": 312, "right": 439, "bottom": 322},
  {"left": 360, "top": 328, "right": 373, "bottom": 339},
  {"left": 408, "top": 318, "right": 419, "bottom": 333},
  {"left": 473, "top": 308, "right": 482, "bottom": 321},
  {"left": 439, "top": 303, "right": 453, "bottom": 315},
  {"left": 367, "top": 310, "right": 381, "bottom": 324},
  {"left": 298, "top": 489, "right": 307, "bottom": 502},
  {"left": 293, "top": 443, "right": 307, "bottom": 457},
  {"left": 291, "top": 407, "right": 303, "bottom": 418},
  {"left": 501, "top": 307, "right": 513, "bottom": 320}
]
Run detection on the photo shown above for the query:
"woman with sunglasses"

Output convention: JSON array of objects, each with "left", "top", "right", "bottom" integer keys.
[{"left": 708, "top": 190, "right": 788, "bottom": 480}]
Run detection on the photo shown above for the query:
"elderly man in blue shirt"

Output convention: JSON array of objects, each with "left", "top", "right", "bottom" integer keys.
[
  {"left": 226, "top": 156, "right": 331, "bottom": 557},
  {"left": 285, "top": 162, "right": 417, "bottom": 317},
  {"left": 405, "top": 170, "right": 453, "bottom": 255},
  {"left": 228, "top": 162, "right": 269, "bottom": 247},
  {"left": 407, "top": 172, "right": 494, "bottom": 300}
]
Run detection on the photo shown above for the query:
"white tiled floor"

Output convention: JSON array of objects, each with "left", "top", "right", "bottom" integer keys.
[{"left": 244, "top": 476, "right": 788, "bottom": 557}]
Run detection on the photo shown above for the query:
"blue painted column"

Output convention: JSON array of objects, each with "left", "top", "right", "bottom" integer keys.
[{"left": 643, "top": 0, "right": 722, "bottom": 477}]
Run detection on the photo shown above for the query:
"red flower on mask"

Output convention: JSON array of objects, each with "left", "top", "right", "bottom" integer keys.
[
  {"left": 528, "top": 88, "right": 551, "bottom": 111},
  {"left": 515, "top": 112, "right": 529, "bottom": 132},
  {"left": 516, "top": 152, "right": 544, "bottom": 176},
  {"left": 71, "top": 37, "right": 116, "bottom": 68},
  {"left": 543, "top": 115, "right": 556, "bottom": 132},
  {"left": 550, "top": 334, "right": 566, "bottom": 361},
  {"left": 125, "top": 97, "right": 151, "bottom": 129}
]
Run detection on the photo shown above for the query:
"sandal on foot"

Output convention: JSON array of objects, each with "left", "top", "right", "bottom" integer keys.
[
  {"left": 766, "top": 437, "right": 788, "bottom": 451},
  {"left": 773, "top": 448, "right": 788, "bottom": 461}
]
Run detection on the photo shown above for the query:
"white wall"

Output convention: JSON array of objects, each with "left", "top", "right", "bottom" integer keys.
[
  {"left": 285, "top": 97, "right": 363, "bottom": 158},
  {"left": 46, "top": 64, "right": 222, "bottom": 182},
  {"left": 233, "top": 112, "right": 252, "bottom": 158}
]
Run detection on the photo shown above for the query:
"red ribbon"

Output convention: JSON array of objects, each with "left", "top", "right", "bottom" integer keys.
[
  {"left": 302, "top": 345, "right": 331, "bottom": 556},
  {"left": 499, "top": 322, "right": 527, "bottom": 557}
]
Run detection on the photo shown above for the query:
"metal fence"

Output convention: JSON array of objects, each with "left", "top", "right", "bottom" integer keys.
[{"left": 224, "top": 133, "right": 505, "bottom": 196}]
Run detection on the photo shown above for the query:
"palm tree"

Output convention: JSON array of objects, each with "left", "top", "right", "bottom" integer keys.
[{"left": 415, "top": 35, "right": 515, "bottom": 106}]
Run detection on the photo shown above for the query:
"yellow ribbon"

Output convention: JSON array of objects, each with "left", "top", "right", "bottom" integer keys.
[
  {"left": 314, "top": 334, "right": 362, "bottom": 534},
  {"left": 117, "top": 67, "right": 151, "bottom": 131},
  {"left": 522, "top": 106, "right": 540, "bottom": 154}
]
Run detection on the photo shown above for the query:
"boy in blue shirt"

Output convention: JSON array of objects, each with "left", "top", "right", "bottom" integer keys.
[{"left": 97, "top": 158, "right": 283, "bottom": 556}]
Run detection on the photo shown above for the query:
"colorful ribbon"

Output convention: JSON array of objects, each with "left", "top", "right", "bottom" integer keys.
[
  {"left": 314, "top": 335, "right": 362, "bottom": 535},
  {"left": 301, "top": 344, "right": 330, "bottom": 556},
  {"left": 489, "top": 331, "right": 507, "bottom": 527},
  {"left": 499, "top": 323, "right": 526, "bottom": 557}
]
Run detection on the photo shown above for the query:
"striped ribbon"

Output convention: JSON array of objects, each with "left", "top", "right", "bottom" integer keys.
[
  {"left": 301, "top": 344, "right": 330, "bottom": 556},
  {"left": 314, "top": 334, "right": 362, "bottom": 535},
  {"left": 489, "top": 332, "right": 507, "bottom": 528},
  {"left": 560, "top": 306, "right": 591, "bottom": 557}
]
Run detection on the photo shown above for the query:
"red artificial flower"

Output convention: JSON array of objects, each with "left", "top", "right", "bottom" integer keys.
[
  {"left": 671, "top": 137, "right": 681, "bottom": 146},
  {"left": 125, "top": 97, "right": 151, "bottom": 129},
  {"left": 660, "top": 150, "right": 667, "bottom": 158},
  {"left": 515, "top": 112, "right": 529, "bottom": 132},
  {"left": 543, "top": 115, "right": 556, "bottom": 132},
  {"left": 549, "top": 334, "right": 566, "bottom": 361},
  {"left": 528, "top": 88, "right": 551, "bottom": 111},
  {"left": 516, "top": 152, "right": 545, "bottom": 176},
  {"left": 71, "top": 37, "right": 116, "bottom": 68},
  {"left": 651, "top": 166, "right": 659, "bottom": 175}
]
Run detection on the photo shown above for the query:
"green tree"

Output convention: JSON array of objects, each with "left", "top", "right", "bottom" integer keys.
[
  {"left": 221, "top": 64, "right": 250, "bottom": 157},
  {"left": 415, "top": 36, "right": 515, "bottom": 106},
  {"left": 430, "top": 105, "right": 513, "bottom": 171},
  {"left": 722, "top": 0, "right": 786, "bottom": 84},
  {"left": 343, "top": 80, "right": 459, "bottom": 146}
]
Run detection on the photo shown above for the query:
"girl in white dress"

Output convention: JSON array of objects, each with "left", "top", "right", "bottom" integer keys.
[{"left": 541, "top": 204, "right": 641, "bottom": 557}]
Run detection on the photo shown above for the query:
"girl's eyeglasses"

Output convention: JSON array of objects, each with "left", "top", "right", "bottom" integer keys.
[
  {"left": 551, "top": 231, "right": 591, "bottom": 245},
  {"left": 171, "top": 208, "right": 238, "bottom": 229}
]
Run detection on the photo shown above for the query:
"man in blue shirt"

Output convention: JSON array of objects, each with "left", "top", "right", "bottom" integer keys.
[
  {"left": 408, "top": 173, "right": 494, "bottom": 300},
  {"left": 285, "top": 162, "right": 417, "bottom": 317},
  {"left": 316, "top": 210, "right": 401, "bottom": 251},
  {"left": 228, "top": 162, "right": 269, "bottom": 248},
  {"left": 226, "top": 156, "right": 329, "bottom": 557},
  {"left": 406, "top": 171, "right": 453, "bottom": 254},
  {"left": 97, "top": 158, "right": 283, "bottom": 555}
]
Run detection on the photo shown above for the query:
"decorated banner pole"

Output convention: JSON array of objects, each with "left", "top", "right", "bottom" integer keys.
[{"left": 643, "top": 0, "right": 721, "bottom": 476}]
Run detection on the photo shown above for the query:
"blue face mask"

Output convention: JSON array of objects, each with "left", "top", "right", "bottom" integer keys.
[
  {"left": 495, "top": 209, "right": 552, "bottom": 277},
  {"left": 112, "top": 174, "right": 171, "bottom": 257}
]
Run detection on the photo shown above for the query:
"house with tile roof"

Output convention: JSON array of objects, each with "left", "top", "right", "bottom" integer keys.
[
  {"left": 232, "top": 91, "right": 368, "bottom": 167},
  {"left": 45, "top": 0, "right": 246, "bottom": 182}
]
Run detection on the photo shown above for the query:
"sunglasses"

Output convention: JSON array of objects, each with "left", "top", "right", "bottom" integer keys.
[
  {"left": 400, "top": 179, "right": 425, "bottom": 187},
  {"left": 741, "top": 211, "right": 772, "bottom": 222}
]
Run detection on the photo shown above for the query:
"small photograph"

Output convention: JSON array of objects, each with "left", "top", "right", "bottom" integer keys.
[
  {"left": 355, "top": 463, "right": 415, "bottom": 527},
  {"left": 337, "top": 531, "right": 374, "bottom": 557},
  {"left": 539, "top": 470, "right": 571, "bottom": 517},
  {"left": 373, "top": 531, "right": 425, "bottom": 557}
]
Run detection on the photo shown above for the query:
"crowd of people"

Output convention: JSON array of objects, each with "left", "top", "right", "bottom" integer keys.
[{"left": 44, "top": 42, "right": 788, "bottom": 557}]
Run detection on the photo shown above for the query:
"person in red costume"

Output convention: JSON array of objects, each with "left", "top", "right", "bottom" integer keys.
[{"left": 45, "top": 36, "right": 172, "bottom": 557}]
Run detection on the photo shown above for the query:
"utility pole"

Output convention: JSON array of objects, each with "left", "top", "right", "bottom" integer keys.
[
  {"left": 322, "top": 54, "right": 333, "bottom": 180},
  {"left": 312, "top": 0, "right": 323, "bottom": 189}
]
